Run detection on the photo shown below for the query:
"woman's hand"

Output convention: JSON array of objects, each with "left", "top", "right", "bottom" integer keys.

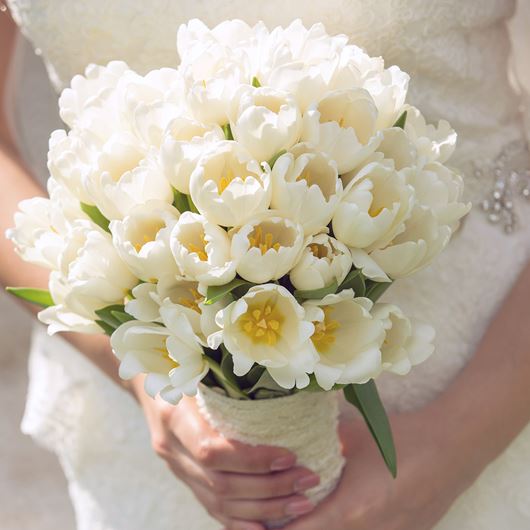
[
  {"left": 132, "top": 376, "right": 320, "bottom": 530},
  {"left": 283, "top": 403, "right": 481, "bottom": 530}
]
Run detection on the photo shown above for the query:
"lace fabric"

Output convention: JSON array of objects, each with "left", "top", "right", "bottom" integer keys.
[{"left": 5, "top": 1, "right": 530, "bottom": 528}]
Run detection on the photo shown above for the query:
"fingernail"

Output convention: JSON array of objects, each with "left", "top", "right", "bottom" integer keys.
[
  {"left": 286, "top": 499, "right": 315, "bottom": 516},
  {"left": 294, "top": 474, "right": 320, "bottom": 492},
  {"left": 270, "top": 455, "right": 296, "bottom": 471}
]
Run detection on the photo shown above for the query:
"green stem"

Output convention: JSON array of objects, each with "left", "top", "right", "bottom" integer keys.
[{"left": 205, "top": 356, "right": 248, "bottom": 399}]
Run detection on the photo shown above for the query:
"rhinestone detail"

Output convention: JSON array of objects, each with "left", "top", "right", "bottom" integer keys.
[{"left": 474, "top": 141, "right": 530, "bottom": 234}]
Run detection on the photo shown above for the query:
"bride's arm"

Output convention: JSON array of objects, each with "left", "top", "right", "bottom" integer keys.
[
  {"left": 0, "top": 14, "right": 125, "bottom": 387},
  {"left": 0, "top": 14, "right": 319, "bottom": 530},
  {"left": 283, "top": 263, "right": 530, "bottom": 530}
]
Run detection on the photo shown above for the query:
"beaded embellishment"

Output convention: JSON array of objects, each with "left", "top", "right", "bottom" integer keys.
[{"left": 475, "top": 141, "right": 530, "bottom": 233}]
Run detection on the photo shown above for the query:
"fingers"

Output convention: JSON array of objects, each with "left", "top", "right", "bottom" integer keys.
[
  {"left": 196, "top": 480, "right": 315, "bottom": 523},
  {"left": 219, "top": 495, "right": 315, "bottom": 521},
  {"left": 166, "top": 440, "right": 320, "bottom": 501},
  {"left": 209, "top": 466, "right": 320, "bottom": 500},
  {"left": 193, "top": 437, "right": 297, "bottom": 474},
  {"left": 171, "top": 396, "right": 297, "bottom": 474}
]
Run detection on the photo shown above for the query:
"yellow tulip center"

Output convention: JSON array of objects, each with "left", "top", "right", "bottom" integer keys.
[
  {"left": 177, "top": 287, "right": 204, "bottom": 314},
  {"left": 311, "top": 306, "right": 340, "bottom": 353},
  {"left": 133, "top": 221, "right": 165, "bottom": 252},
  {"left": 218, "top": 167, "right": 239, "bottom": 194},
  {"left": 154, "top": 347, "right": 180, "bottom": 369},
  {"left": 310, "top": 243, "right": 329, "bottom": 259},
  {"left": 186, "top": 233, "right": 209, "bottom": 261},
  {"left": 240, "top": 303, "right": 283, "bottom": 345},
  {"left": 248, "top": 225, "right": 281, "bottom": 255},
  {"left": 368, "top": 203, "right": 384, "bottom": 217}
]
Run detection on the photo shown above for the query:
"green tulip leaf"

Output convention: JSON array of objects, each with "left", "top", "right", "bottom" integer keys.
[
  {"left": 393, "top": 110, "right": 408, "bottom": 130},
  {"left": 338, "top": 269, "right": 366, "bottom": 297},
  {"left": 6, "top": 287, "right": 54, "bottom": 308},
  {"left": 344, "top": 381, "right": 397, "bottom": 477},
  {"left": 95, "top": 304, "right": 128, "bottom": 330},
  {"left": 80, "top": 203, "right": 110, "bottom": 232},
  {"left": 205, "top": 279, "right": 254, "bottom": 305},
  {"left": 294, "top": 280, "right": 338, "bottom": 300},
  {"left": 365, "top": 281, "right": 393, "bottom": 302}
]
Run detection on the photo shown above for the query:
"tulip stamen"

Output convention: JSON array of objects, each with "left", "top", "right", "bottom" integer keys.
[
  {"left": 186, "top": 234, "right": 209, "bottom": 261},
  {"left": 240, "top": 304, "right": 283, "bottom": 345},
  {"left": 177, "top": 287, "right": 203, "bottom": 314},
  {"left": 154, "top": 347, "right": 180, "bottom": 368},
  {"left": 310, "top": 243, "right": 329, "bottom": 259},
  {"left": 132, "top": 221, "right": 165, "bottom": 252},
  {"left": 311, "top": 306, "right": 340, "bottom": 353},
  {"left": 218, "top": 167, "right": 240, "bottom": 194},
  {"left": 248, "top": 225, "right": 281, "bottom": 254},
  {"left": 368, "top": 203, "right": 384, "bottom": 217}
]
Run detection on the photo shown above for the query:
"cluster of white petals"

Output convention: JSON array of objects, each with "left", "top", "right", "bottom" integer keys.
[{"left": 7, "top": 19, "right": 467, "bottom": 401}]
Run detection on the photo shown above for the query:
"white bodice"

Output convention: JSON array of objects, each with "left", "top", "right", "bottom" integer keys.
[{"left": 5, "top": 1, "right": 530, "bottom": 529}]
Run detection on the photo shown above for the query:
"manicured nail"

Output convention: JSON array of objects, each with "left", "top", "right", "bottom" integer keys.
[
  {"left": 286, "top": 499, "right": 315, "bottom": 516},
  {"left": 294, "top": 474, "right": 320, "bottom": 492},
  {"left": 270, "top": 455, "right": 296, "bottom": 471}
]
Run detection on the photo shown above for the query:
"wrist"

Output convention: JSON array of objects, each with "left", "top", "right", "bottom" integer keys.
[{"left": 420, "top": 394, "right": 492, "bottom": 489}]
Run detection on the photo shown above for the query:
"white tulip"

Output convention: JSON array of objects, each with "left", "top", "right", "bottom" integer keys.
[
  {"left": 131, "top": 100, "right": 184, "bottom": 149},
  {"left": 109, "top": 201, "right": 181, "bottom": 282},
  {"left": 332, "top": 161, "right": 415, "bottom": 251},
  {"left": 58, "top": 61, "right": 131, "bottom": 129},
  {"left": 290, "top": 233, "right": 352, "bottom": 291},
  {"left": 303, "top": 290, "right": 385, "bottom": 390},
  {"left": 403, "top": 105, "right": 457, "bottom": 165},
  {"left": 371, "top": 303, "right": 435, "bottom": 375},
  {"left": 6, "top": 179, "right": 83, "bottom": 270},
  {"left": 177, "top": 19, "right": 255, "bottom": 82},
  {"left": 363, "top": 66, "right": 410, "bottom": 129},
  {"left": 270, "top": 147, "right": 342, "bottom": 235},
  {"left": 262, "top": 21, "right": 348, "bottom": 110},
  {"left": 362, "top": 65, "right": 409, "bottom": 130},
  {"left": 110, "top": 314, "right": 208, "bottom": 404},
  {"left": 352, "top": 206, "right": 452, "bottom": 280},
  {"left": 170, "top": 212, "right": 236, "bottom": 286},
  {"left": 265, "top": 61, "right": 331, "bottom": 113},
  {"left": 186, "top": 67, "right": 248, "bottom": 125},
  {"left": 404, "top": 163, "right": 471, "bottom": 229},
  {"left": 161, "top": 117, "right": 225, "bottom": 194},
  {"left": 230, "top": 86, "right": 302, "bottom": 162},
  {"left": 302, "top": 89, "right": 382, "bottom": 173},
  {"left": 124, "top": 282, "right": 162, "bottom": 322},
  {"left": 370, "top": 127, "right": 418, "bottom": 172},
  {"left": 47, "top": 128, "right": 96, "bottom": 204},
  {"left": 231, "top": 213, "right": 306, "bottom": 284},
  {"left": 38, "top": 221, "right": 137, "bottom": 334},
  {"left": 125, "top": 278, "right": 227, "bottom": 346},
  {"left": 190, "top": 141, "right": 271, "bottom": 227},
  {"left": 211, "top": 284, "right": 317, "bottom": 389},
  {"left": 85, "top": 145, "right": 174, "bottom": 220}
]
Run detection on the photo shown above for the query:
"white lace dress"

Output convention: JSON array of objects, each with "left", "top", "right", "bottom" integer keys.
[{"left": 6, "top": 1, "right": 530, "bottom": 528}]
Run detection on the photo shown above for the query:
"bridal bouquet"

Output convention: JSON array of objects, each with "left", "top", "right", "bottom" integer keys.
[{"left": 7, "top": 19, "right": 469, "bottom": 522}]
